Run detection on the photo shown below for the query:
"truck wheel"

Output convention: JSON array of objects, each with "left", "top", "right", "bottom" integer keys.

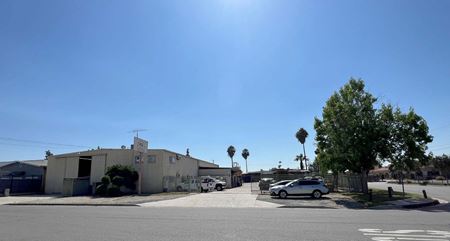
[{"left": 216, "top": 185, "right": 223, "bottom": 191}]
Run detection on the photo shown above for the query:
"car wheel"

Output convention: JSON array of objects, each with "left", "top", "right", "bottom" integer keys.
[
  {"left": 176, "top": 186, "right": 183, "bottom": 192},
  {"left": 279, "top": 190, "right": 288, "bottom": 199},
  {"left": 216, "top": 185, "right": 223, "bottom": 191},
  {"left": 312, "top": 190, "right": 322, "bottom": 199}
]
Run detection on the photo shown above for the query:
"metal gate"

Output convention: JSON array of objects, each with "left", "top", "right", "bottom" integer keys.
[{"left": 0, "top": 175, "right": 43, "bottom": 194}]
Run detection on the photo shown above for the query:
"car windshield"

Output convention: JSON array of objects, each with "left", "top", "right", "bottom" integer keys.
[{"left": 273, "top": 181, "right": 290, "bottom": 186}]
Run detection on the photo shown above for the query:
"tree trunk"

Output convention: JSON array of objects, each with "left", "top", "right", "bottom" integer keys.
[
  {"left": 360, "top": 170, "right": 369, "bottom": 194},
  {"left": 245, "top": 158, "right": 248, "bottom": 173},
  {"left": 302, "top": 144, "right": 307, "bottom": 170},
  {"left": 400, "top": 172, "right": 405, "bottom": 197},
  {"left": 333, "top": 173, "right": 338, "bottom": 192}
]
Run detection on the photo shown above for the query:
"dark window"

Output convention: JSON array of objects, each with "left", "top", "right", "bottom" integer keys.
[
  {"left": 78, "top": 156, "right": 92, "bottom": 177},
  {"left": 300, "top": 181, "right": 320, "bottom": 185}
]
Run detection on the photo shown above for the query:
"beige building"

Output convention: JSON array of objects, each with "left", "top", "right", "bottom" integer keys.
[{"left": 45, "top": 148, "right": 218, "bottom": 195}]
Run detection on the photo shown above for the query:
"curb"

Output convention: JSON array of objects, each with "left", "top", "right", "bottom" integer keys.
[
  {"left": 278, "top": 206, "right": 337, "bottom": 209},
  {"left": 6, "top": 203, "right": 139, "bottom": 207},
  {"left": 402, "top": 199, "right": 440, "bottom": 209}
]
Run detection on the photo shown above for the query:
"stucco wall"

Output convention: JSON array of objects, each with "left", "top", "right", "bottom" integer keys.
[
  {"left": 45, "top": 149, "right": 216, "bottom": 194},
  {"left": 45, "top": 156, "right": 66, "bottom": 194}
]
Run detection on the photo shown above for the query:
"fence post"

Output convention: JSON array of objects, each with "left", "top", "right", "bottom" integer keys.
[
  {"left": 388, "top": 187, "right": 393, "bottom": 199},
  {"left": 422, "top": 190, "right": 428, "bottom": 199}
]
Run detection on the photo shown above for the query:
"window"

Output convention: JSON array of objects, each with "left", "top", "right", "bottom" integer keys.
[
  {"left": 301, "top": 181, "right": 320, "bottom": 185},
  {"left": 169, "top": 156, "right": 176, "bottom": 164},
  {"left": 147, "top": 155, "right": 156, "bottom": 164}
]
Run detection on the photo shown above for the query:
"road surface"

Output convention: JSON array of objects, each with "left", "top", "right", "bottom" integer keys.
[{"left": 0, "top": 206, "right": 449, "bottom": 241}]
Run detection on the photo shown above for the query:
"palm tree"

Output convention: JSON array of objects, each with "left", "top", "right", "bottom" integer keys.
[
  {"left": 242, "top": 149, "right": 250, "bottom": 173},
  {"left": 294, "top": 154, "right": 304, "bottom": 170},
  {"left": 295, "top": 128, "right": 309, "bottom": 170},
  {"left": 227, "top": 145, "right": 236, "bottom": 168}
]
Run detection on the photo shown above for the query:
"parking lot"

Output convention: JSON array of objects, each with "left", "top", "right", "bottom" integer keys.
[{"left": 140, "top": 183, "right": 281, "bottom": 208}]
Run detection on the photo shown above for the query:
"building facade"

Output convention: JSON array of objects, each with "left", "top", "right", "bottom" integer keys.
[{"left": 45, "top": 148, "right": 218, "bottom": 195}]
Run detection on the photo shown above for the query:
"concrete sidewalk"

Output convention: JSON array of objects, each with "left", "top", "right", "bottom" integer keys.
[
  {"left": 0, "top": 195, "right": 56, "bottom": 205},
  {"left": 139, "top": 184, "right": 281, "bottom": 208},
  {"left": 1, "top": 193, "right": 191, "bottom": 206}
]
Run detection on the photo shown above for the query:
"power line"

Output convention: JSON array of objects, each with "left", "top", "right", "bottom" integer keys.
[
  {"left": 0, "top": 137, "right": 92, "bottom": 149},
  {"left": 0, "top": 141, "right": 82, "bottom": 150}
]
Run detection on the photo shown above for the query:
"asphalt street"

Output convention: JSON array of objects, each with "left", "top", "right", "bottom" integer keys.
[
  {"left": 0, "top": 206, "right": 449, "bottom": 241},
  {"left": 369, "top": 181, "right": 450, "bottom": 201}
]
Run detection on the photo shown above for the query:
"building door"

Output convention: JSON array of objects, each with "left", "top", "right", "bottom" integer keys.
[{"left": 78, "top": 156, "right": 92, "bottom": 178}]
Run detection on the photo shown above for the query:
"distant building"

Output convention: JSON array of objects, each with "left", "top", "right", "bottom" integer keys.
[{"left": 0, "top": 160, "right": 47, "bottom": 194}]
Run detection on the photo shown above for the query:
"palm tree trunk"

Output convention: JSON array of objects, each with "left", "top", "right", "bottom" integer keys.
[
  {"left": 245, "top": 158, "right": 248, "bottom": 173},
  {"left": 231, "top": 157, "right": 233, "bottom": 169},
  {"left": 302, "top": 143, "right": 307, "bottom": 170}
]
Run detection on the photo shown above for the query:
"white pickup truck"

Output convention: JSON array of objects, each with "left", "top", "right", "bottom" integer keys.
[{"left": 200, "top": 176, "right": 227, "bottom": 192}]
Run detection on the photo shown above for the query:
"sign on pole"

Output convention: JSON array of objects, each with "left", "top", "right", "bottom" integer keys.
[
  {"left": 133, "top": 137, "right": 148, "bottom": 195},
  {"left": 133, "top": 137, "right": 148, "bottom": 153}
]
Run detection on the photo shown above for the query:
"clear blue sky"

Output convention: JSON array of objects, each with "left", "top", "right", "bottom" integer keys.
[{"left": 1, "top": 0, "right": 450, "bottom": 171}]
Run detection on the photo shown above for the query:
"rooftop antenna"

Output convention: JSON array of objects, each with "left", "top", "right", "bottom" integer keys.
[{"left": 130, "top": 129, "right": 148, "bottom": 138}]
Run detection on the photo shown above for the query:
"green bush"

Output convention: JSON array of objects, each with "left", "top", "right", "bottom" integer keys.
[
  {"left": 101, "top": 176, "right": 111, "bottom": 185},
  {"left": 95, "top": 183, "right": 107, "bottom": 195},
  {"left": 111, "top": 176, "right": 125, "bottom": 186},
  {"left": 107, "top": 185, "right": 121, "bottom": 197},
  {"left": 105, "top": 165, "right": 138, "bottom": 190}
]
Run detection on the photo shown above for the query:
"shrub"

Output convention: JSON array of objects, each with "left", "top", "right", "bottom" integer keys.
[
  {"left": 420, "top": 181, "right": 428, "bottom": 185},
  {"left": 436, "top": 176, "right": 446, "bottom": 181},
  {"left": 107, "top": 185, "right": 121, "bottom": 197},
  {"left": 111, "top": 176, "right": 125, "bottom": 186},
  {"left": 101, "top": 176, "right": 111, "bottom": 185},
  {"left": 95, "top": 183, "right": 107, "bottom": 195},
  {"left": 105, "top": 165, "right": 138, "bottom": 190}
]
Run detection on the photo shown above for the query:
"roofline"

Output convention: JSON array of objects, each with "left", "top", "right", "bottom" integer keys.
[
  {"left": 50, "top": 148, "right": 218, "bottom": 167},
  {"left": 0, "top": 161, "right": 46, "bottom": 169}
]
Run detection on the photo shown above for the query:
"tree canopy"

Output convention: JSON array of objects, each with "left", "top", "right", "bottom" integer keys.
[{"left": 314, "top": 78, "right": 433, "bottom": 193}]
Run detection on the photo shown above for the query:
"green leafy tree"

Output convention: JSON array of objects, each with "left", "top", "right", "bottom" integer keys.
[
  {"left": 45, "top": 150, "right": 53, "bottom": 160},
  {"left": 432, "top": 154, "right": 450, "bottom": 184},
  {"left": 241, "top": 148, "right": 250, "bottom": 173},
  {"left": 314, "top": 79, "right": 383, "bottom": 193},
  {"left": 378, "top": 105, "right": 433, "bottom": 195},
  {"left": 295, "top": 128, "right": 309, "bottom": 170},
  {"left": 227, "top": 145, "right": 236, "bottom": 168}
]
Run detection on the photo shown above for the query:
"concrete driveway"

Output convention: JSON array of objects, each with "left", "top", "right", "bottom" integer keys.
[{"left": 139, "top": 183, "right": 281, "bottom": 208}]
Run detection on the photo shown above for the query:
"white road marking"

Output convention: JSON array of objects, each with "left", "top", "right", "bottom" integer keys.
[{"left": 359, "top": 229, "right": 450, "bottom": 241}]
